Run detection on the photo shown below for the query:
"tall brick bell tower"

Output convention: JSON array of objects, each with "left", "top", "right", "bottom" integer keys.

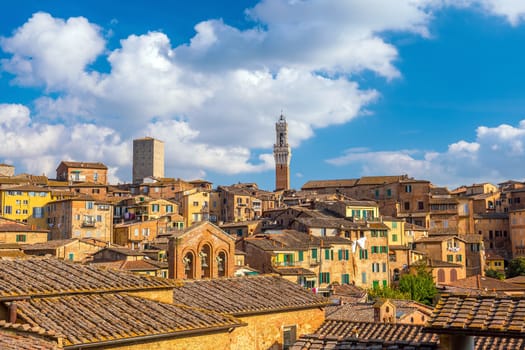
[{"left": 274, "top": 114, "right": 291, "bottom": 191}]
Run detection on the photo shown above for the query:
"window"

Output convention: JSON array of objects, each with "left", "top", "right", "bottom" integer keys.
[
  {"left": 369, "top": 263, "right": 377, "bottom": 274},
  {"left": 22, "top": 209, "right": 28, "bottom": 214},
  {"left": 166, "top": 205, "right": 173, "bottom": 213},
  {"left": 236, "top": 229, "right": 243, "bottom": 237},
  {"left": 373, "top": 280, "right": 380, "bottom": 289},
  {"left": 447, "top": 254, "right": 453, "bottom": 262},
  {"left": 143, "top": 228, "right": 150, "bottom": 237},
  {"left": 375, "top": 189, "right": 379, "bottom": 198},
  {"left": 134, "top": 228, "right": 139, "bottom": 236},
  {"left": 392, "top": 234, "right": 398, "bottom": 242},
  {"left": 418, "top": 201, "right": 424, "bottom": 210},
  {"left": 22, "top": 200, "right": 28, "bottom": 205},
  {"left": 15, "top": 200, "right": 21, "bottom": 205},
  {"left": 93, "top": 172, "right": 98, "bottom": 182},
  {"left": 4, "top": 206, "right": 12, "bottom": 214},
  {"left": 92, "top": 189, "right": 100, "bottom": 194},
  {"left": 86, "top": 201, "right": 94, "bottom": 209},
  {"left": 15, "top": 209, "right": 21, "bottom": 214},
  {"left": 298, "top": 251, "right": 304, "bottom": 262},
  {"left": 68, "top": 253, "right": 74, "bottom": 261},
  {"left": 16, "top": 234, "right": 26, "bottom": 242},
  {"left": 359, "top": 249, "right": 368, "bottom": 260},
  {"left": 456, "top": 255, "right": 463, "bottom": 262},
  {"left": 382, "top": 263, "right": 387, "bottom": 272},
  {"left": 151, "top": 204, "right": 160, "bottom": 212},
  {"left": 392, "top": 222, "right": 397, "bottom": 229},
  {"left": 404, "top": 202, "right": 410, "bottom": 210},
  {"left": 405, "top": 185, "right": 412, "bottom": 193},
  {"left": 361, "top": 272, "right": 367, "bottom": 284},
  {"left": 311, "top": 248, "right": 318, "bottom": 261},
  {"left": 283, "top": 325, "right": 297, "bottom": 350},
  {"left": 342, "top": 274, "right": 350, "bottom": 284},
  {"left": 380, "top": 246, "right": 388, "bottom": 253},
  {"left": 387, "top": 189, "right": 392, "bottom": 197},
  {"left": 319, "top": 272, "right": 330, "bottom": 284}
]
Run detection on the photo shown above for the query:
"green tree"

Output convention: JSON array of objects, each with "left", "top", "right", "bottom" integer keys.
[
  {"left": 398, "top": 262, "right": 437, "bottom": 305},
  {"left": 368, "top": 286, "right": 409, "bottom": 300},
  {"left": 507, "top": 257, "right": 525, "bottom": 278},
  {"left": 485, "top": 269, "right": 505, "bottom": 280}
]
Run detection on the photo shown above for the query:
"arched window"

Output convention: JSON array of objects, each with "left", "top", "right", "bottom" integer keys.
[
  {"left": 437, "top": 269, "right": 445, "bottom": 283},
  {"left": 217, "top": 251, "right": 227, "bottom": 277},
  {"left": 450, "top": 269, "right": 458, "bottom": 282},
  {"left": 200, "top": 244, "right": 211, "bottom": 278},
  {"left": 182, "top": 252, "right": 195, "bottom": 279}
]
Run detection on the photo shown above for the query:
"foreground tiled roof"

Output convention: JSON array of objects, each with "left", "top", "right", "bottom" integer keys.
[
  {"left": 309, "top": 320, "right": 437, "bottom": 345},
  {"left": 15, "top": 293, "right": 243, "bottom": 348},
  {"left": 291, "top": 335, "right": 438, "bottom": 350},
  {"left": 172, "top": 275, "right": 329, "bottom": 316},
  {"left": 292, "top": 319, "right": 525, "bottom": 350},
  {"left": 0, "top": 322, "right": 59, "bottom": 350},
  {"left": 0, "top": 258, "right": 177, "bottom": 299},
  {"left": 425, "top": 294, "right": 525, "bottom": 337}
]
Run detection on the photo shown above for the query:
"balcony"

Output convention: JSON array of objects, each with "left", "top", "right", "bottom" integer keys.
[
  {"left": 82, "top": 220, "right": 96, "bottom": 228},
  {"left": 273, "top": 261, "right": 298, "bottom": 267}
]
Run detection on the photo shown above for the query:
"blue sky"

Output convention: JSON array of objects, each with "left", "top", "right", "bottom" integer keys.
[{"left": 1, "top": 1, "right": 525, "bottom": 191}]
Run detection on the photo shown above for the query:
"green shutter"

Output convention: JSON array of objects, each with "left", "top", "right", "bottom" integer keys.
[
  {"left": 298, "top": 251, "right": 304, "bottom": 261},
  {"left": 311, "top": 249, "right": 317, "bottom": 260},
  {"left": 338, "top": 249, "right": 342, "bottom": 260}
]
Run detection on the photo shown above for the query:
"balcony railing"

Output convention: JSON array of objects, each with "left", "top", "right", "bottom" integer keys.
[{"left": 82, "top": 221, "right": 96, "bottom": 228}]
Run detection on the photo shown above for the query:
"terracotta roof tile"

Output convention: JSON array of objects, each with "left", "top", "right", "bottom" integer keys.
[
  {"left": 443, "top": 275, "right": 525, "bottom": 292},
  {"left": 172, "top": 275, "right": 329, "bottom": 316},
  {"left": 0, "top": 324, "right": 59, "bottom": 350},
  {"left": 58, "top": 161, "right": 108, "bottom": 170},
  {"left": 425, "top": 294, "right": 525, "bottom": 337},
  {"left": 292, "top": 319, "right": 525, "bottom": 349},
  {"left": 0, "top": 258, "right": 177, "bottom": 299},
  {"left": 301, "top": 179, "right": 359, "bottom": 190},
  {"left": 313, "top": 320, "right": 438, "bottom": 344},
  {"left": 15, "top": 293, "right": 243, "bottom": 347}
]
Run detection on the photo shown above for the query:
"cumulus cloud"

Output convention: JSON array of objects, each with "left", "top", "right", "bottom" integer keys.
[
  {"left": 327, "top": 120, "right": 525, "bottom": 188},
  {"left": 1, "top": 1, "right": 525, "bottom": 184}
]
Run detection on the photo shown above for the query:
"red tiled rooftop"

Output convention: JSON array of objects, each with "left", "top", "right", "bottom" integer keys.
[
  {"left": 425, "top": 294, "right": 525, "bottom": 337},
  {"left": 172, "top": 275, "right": 329, "bottom": 316},
  {"left": 0, "top": 258, "right": 177, "bottom": 299},
  {"left": 14, "top": 293, "right": 243, "bottom": 347}
]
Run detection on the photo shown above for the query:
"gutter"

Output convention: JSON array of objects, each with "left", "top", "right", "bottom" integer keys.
[{"left": 64, "top": 322, "right": 246, "bottom": 349}]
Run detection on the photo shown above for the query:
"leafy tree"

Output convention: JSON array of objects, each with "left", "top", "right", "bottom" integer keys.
[
  {"left": 485, "top": 269, "right": 505, "bottom": 280},
  {"left": 398, "top": 262, "right": 437, "bottom": 305},
  {"left": 507, "top": 257, "right": 525, "bottom": 278},
  {"left": 368, "top": 286, "right": 409, "bottom": 300}
]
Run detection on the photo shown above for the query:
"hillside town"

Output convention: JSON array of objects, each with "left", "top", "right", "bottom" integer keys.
[{"left": 1, "top": 115, "right": 525, "bottom": 350}]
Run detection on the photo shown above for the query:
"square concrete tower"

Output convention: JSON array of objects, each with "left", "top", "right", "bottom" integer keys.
[{"left": 133, "top": 137, "right": 165, "bottom": 184}]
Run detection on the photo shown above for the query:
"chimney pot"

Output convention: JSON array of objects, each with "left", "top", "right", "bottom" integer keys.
[{"left": 8, "top": 302, "right": 17, "bottom": 323}]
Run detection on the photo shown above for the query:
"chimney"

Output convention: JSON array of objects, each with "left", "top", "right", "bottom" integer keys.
[{"left": 8, "top": 302, "right": 17, "bottom": 323}]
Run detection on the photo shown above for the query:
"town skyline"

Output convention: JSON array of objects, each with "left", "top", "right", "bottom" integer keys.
[{"left": 2, "top": 1, "right": 525, "bottom": 191}]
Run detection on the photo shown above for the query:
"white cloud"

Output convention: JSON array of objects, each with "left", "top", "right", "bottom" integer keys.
[
  {"left": 0, "top": 12, "right": 104, "bottom": 89},
  {"left": 1, "top": 1, "right": 525, "bottom": 184},
  {"left": 327, "top": 120, "right": 525, "bottom": 187}
]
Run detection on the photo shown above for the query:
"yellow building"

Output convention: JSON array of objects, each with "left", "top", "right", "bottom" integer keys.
[
  {"left": 45, "top": 196, "right": 113, "bottom": 242},
  {"left": 0, "top": 217, "right": 49, "bottom": 244},
  {"left": 179, "top": 189, "right": 210, "bottom": 227},
  {"left": 0, "top": 185, "right": 52, "bottom": 228}
]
